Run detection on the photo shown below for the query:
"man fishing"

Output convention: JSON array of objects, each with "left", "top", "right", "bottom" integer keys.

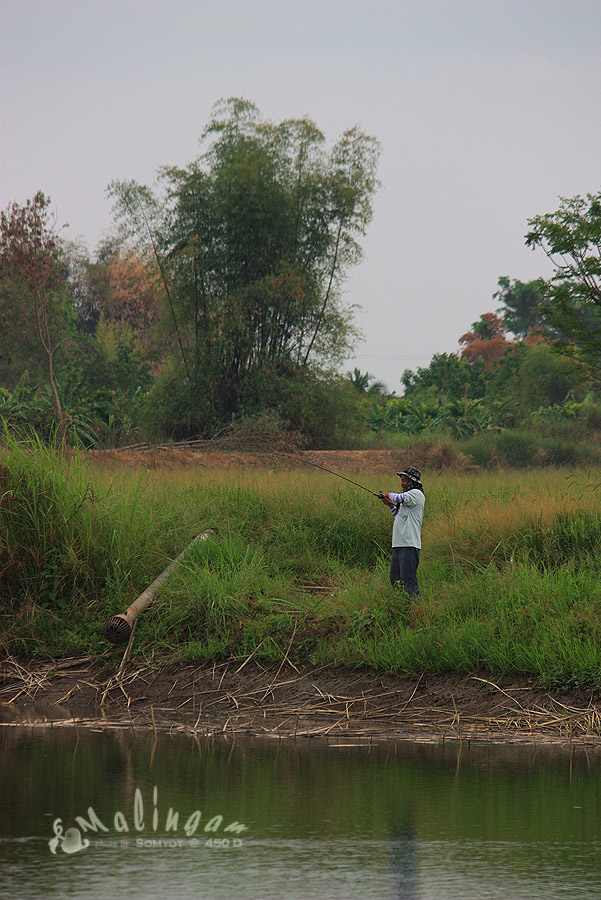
[
  {"left": 282, "top": 452, "right": 425, "bottom": 595},
  {"left": 380, "top": 466, "right": 425, "bottom": 597}
]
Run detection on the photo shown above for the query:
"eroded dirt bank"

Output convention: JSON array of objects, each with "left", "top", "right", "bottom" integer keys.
[
  {"left": 81, "top": 445, "right": 465, "bottom": 474},
  {"left": 1, "top": 656, "right": 600, "bottom": 747}
]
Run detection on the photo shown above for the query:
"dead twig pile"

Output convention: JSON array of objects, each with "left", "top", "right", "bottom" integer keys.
[
  {"left": 1, "top": 656, "right": 600, "bottom": 745},
  {"left": 0, "top": 656, "right": 100, "bottom": 706},
  {"left": 117, "top": 419, "right": 304, "bottom": 455}
]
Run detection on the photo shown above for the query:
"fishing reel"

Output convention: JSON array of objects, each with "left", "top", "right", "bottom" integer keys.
[{"left": 377, "top": 490, "right": 400, "bottom": 511}]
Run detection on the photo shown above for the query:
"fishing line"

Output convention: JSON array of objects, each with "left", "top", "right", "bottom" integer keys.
[{"left": 280, "top": 452, "right": 382, "bottom": 497}]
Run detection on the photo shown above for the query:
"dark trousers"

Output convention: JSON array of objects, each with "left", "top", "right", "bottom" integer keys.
[{"left": 390, "top": 547, "right": 420, "bottom": 597}]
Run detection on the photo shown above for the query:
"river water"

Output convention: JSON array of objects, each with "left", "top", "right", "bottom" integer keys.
[{"left": 1, "top": 726, "right": 599, "bottom": 899}]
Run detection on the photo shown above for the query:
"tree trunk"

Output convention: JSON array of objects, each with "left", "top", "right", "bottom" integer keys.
[{"left": 46, "top": 346, "right": 66, "bottom": 440}]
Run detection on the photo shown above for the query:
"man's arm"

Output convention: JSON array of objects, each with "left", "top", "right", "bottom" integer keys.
[
  {"left": 380, "top": 491, "right": 402, "bottom": 515},
  {"left": 397, "top": 490, "right": 422, "bottom": 507}
]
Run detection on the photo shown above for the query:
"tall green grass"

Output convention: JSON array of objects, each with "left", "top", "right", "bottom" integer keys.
[
  {"left": 2, "top": 437, "right": 601, "bottom": 687},
  {"left": 0, "top": 434, "right": 202, "bottom": 655}
]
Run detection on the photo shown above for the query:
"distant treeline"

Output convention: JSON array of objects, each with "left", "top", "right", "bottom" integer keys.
[{"left": 1, "top": 98, "right": 600, "bottom": 453}]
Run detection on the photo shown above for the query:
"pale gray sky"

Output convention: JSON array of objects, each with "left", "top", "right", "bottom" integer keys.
[{"left": 2, "top": 0, "right": 600, "bottom": 391}]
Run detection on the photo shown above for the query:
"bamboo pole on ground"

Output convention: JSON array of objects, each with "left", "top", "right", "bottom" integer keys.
[
  {"left": 102, "top": 529, "right": 214, "bottom": 644},
  {"left": 100, "top": 529, "right": 214, "bottom": 705}
]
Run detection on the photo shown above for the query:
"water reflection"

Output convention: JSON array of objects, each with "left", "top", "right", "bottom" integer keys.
[
  {"left": 389, "top": 811, "right": 418, "bottom": 899},
  {"left": 0, "top": 726, "right": 599, "bottom": 899}
]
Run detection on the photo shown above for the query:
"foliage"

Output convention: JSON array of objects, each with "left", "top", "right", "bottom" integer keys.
[
  {"left": 0, "top": 376, "right": 53, "bottom": 433},
  {"left": 397, "top": 295, "right": 592, "bottom": 443},
  {"left": 366, "top": 392, "right": 496, "bottom": 438},
  {"left": 346, "top": 367, "right": 387, "bottom": 396},
  {"left": 0, "top": 211, "right": 166, "bottom": 447},
  {"left": 0, "top": 192, "right": 76, "bottom": 432},
  {"left": 0, "top": 432, "right": 100, "bottom": 609},
  {"left": 514, "top": 341, "right": 575, "bottom": 406},
  {"left": 265, "top": 370, "right": 366, "bottom": 449},
  {"left": 525, "top": 191, "right": 601, "bottom": 379},
  {"left": 459, "top": 312, "right": 511, "bottom": 369},
  {"left": 402, "top": 352, "right": 486, "bottom": 401},
  {"left": 494, "top": 275, "right": 544, "bottom": 339},
  {"left": 5, "top": 162, "right": 601, "bottom": 459},
  {"left": 108, "top": 98, "right": 380, "bottom": 433},
  {"left": 1, "top": 376, "right": 107, "bottom": 447},
  {"left": 77, "top": 250, "right": 165, "bottom": 360},
  {"left": 143, "top": 362, "right": 365, "bottom": 449}
]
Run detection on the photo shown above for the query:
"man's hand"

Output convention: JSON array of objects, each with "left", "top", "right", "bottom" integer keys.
[{"left": 380, "top": 491, "right": 395, "bottom": 509}]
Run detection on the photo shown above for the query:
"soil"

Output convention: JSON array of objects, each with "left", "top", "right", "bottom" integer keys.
[
  {"left": 1, "top": 656, "right": 600, "bottom": 747},
  {"left": 81, "top": 445, "right": 468, "bottom": 475}
]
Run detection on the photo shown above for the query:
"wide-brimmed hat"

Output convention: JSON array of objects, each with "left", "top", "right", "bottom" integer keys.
[{"left": 397, "top": 466, "right": 421, "bottom": 483}]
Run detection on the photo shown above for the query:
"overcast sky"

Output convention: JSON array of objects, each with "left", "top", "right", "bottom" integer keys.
[{"left": 2, "top": 0, "right": 600, "bottom": 392}]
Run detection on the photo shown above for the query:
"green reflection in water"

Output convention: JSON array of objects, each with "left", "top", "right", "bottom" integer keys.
[{"left": 1, "top": 727, "right": 600, "bottom": 900}]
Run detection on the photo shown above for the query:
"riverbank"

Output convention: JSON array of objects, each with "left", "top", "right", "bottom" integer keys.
[
  {"left": 1, "top": 656, "right": 600, "bottom": 746},
  {"left": 3, "top": 439, "right": 601, "bottom": 720}
]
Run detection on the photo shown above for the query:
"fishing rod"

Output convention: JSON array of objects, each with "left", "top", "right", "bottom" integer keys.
[{"left": 282, "top": 453, "right": 384, "bottom": 498}]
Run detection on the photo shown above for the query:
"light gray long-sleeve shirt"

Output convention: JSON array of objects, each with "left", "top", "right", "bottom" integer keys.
[{"left": 388, "top": 490, "right": 425, "bottom": 549}]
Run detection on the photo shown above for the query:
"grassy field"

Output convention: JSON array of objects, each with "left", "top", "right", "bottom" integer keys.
[{"left": 1, "top": 434, "right": 601, "bottom": 688}]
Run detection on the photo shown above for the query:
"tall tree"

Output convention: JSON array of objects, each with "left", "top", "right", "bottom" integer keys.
[
  {"left": 402, "top": 352, "right": 486, "bottom": 400},
  {"left": 0, "top": 192, "right": 74, "bottom": 431},
  {"left": 108, "top": 98, "right": 380, "bottom": 430},
  {"left": 525, "top": 191, "right": 601, "bottom": 378},
  {"left": 494, "top": 276, "right": 544, "bottom": 339},
  {"left": 459, "top": 313, "right": 511, "bottom": 369}
]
